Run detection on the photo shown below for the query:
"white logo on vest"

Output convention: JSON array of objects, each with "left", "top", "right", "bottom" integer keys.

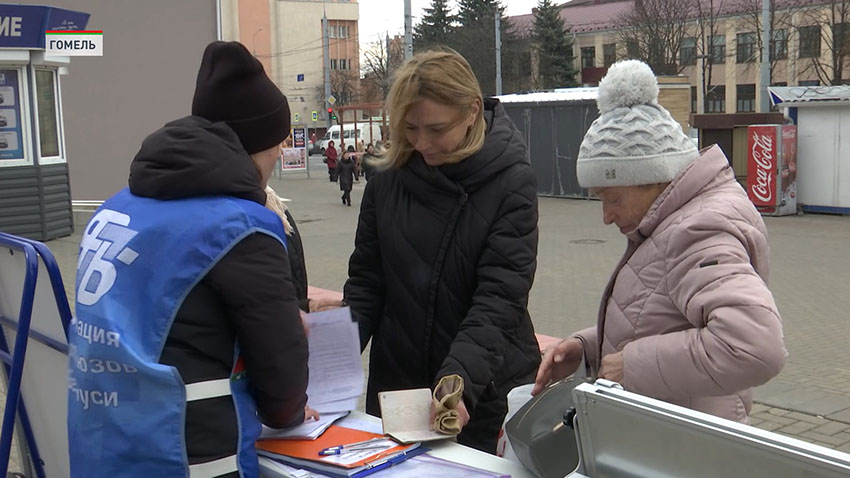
[{"left": 77, "top": 209, "right": 139, "bottom": 306}]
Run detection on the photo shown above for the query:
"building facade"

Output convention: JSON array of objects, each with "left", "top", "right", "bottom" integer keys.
[
  {"left": 222, "top": 0, "right": 360, "bottom": 134},
  {"left": 511, "top": 0, "right": 848, "bottom": 117}
]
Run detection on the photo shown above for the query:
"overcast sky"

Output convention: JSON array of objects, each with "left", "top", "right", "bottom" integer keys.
[{"left": 357, "top": 0, "right": 542, "bottom": 51}]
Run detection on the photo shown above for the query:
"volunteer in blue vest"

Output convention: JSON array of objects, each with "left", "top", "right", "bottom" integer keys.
[{"left": 68, "top": 41, "right": 313, "bottom": 478}]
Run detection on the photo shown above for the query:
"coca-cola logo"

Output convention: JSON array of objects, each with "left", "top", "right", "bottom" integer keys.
[{"left": 751, "top": 132, "right": 774, "bottom": 203}]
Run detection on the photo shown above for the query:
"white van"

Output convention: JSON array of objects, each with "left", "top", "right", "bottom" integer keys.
[{"left": 319, "top": 123, "right": 383, "bottom": 154}]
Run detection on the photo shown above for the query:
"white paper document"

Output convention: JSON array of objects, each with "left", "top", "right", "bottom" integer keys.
[
  {"left": 260, "top": 411, "right": 349, "bottom": 440},
  {"left": 303, "top": 307, "right": 364, "bottom": 411},
  {"left": 379, "top": 388, "right": 452, "bottom": 443}
]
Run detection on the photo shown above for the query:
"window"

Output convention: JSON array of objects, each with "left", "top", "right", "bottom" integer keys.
[
  {"left": 737, "top": 32, "right": 757, "bottom": 63},
  {"left": 706, "top": 85, "right": 725, "bottom": 113},
  {"left": 691, "top": 86, "right": 697, "bottom": 113},
  {"left": 338, "top": 25, "right": 349, "bottom": 39},
  {"left": 330, "top": 59, "right": 338, "bottom": 70},
  {"left": 35, "top": 69, "right": 60, "bottom": 158},
  {"left": 799, "top": 80, "right": 820, "bottom": 86},
  {"left": 626, "top": 40, "right": 639, "bottom": 59},
  {"left": 736, "top": 84, "right": 755, "bottom": 112},
  {"left": 799, "top": 25, "right": 820, "bottom": 58},
  {"left": 581, "top": 47, "right": 595, "bottom": 68},
  {"left": 710, "top": 35, "right": 726, "bottom": 64},
  {"left": 328, "top": 25, "right": 337, "bottom": 38},
  {"left": 833, "top": 23, "right": 850, "bottom": 55},
  {"left": 680, "top": 37, "right": 697, "bottom": 66},
  {"left": 339, "top": 59, "right": 348, "bottom": 71},
  {"left": 770, "top": 29, "right": 787, "bottom": 60},
  {"left": 603, "top": 43, "right": 616, "bottom": 67}
]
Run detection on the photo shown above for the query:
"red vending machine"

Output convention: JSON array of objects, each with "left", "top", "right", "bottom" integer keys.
[{"left": 747, "top": 124, "right": 797, "bottom": 216}]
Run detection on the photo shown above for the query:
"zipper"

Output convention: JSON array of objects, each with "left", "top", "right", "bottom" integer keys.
[{"left": 422, "top": 192, "right": 469, "bottom": 371}]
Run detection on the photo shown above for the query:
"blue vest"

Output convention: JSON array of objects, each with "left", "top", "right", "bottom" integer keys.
[{"left": 68, "top": 188, "right": 287, "bottom": 478}]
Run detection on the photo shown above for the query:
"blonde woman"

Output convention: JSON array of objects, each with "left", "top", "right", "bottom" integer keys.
[{"left": 343, "top": 49, "right": 540, "bottom": 453}]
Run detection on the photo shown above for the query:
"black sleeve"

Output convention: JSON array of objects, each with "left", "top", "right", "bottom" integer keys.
[
  {"left": 344, "top": 179, "right": 385, "bottom": 350},
  {"left": 206, "top": 232, "right": 309, "bottom": 428},
  {"left": 284, "top": 209, "right": 310, "bottom": 312}
]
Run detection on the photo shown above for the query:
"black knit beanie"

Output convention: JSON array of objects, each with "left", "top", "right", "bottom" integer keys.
[{"left": 191, "top": 41, "right": 291, "bottom": 154}]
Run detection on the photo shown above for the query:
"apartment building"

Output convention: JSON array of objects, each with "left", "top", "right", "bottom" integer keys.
[
  {"left": 511, "top": 0, "right": 846, "bottom": 114},
  {"left": 222, "top": 0, "right": 359, "bottom": 133}
]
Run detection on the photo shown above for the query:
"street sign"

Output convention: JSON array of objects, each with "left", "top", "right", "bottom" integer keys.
[
  {"left": 327, "top": 95, "right": 336, "bottom": 106},
  {"left": 294, "top": 113, "right": 300, "bottom": 122},
  {"left": 297, "top": 74, "right": 304, "bottom": 82},
  {"left": 311, "top": 111, "right": 318, "bottom": 122}
]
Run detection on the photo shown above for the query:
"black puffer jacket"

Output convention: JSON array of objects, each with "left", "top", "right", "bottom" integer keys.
[
  {"left": 344, "top": 99, "right": 540, "bottom": 453},
  {"left": 129, "top": 116, "right": 308, "bottom": 471}
]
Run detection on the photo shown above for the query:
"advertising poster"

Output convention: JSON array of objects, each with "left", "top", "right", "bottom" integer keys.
[
  {"left": 281, "top": 126, "right": 307, "bottom": 170},
  {"left": 0, "top": 70, "right": 25, "bottom": 161}
]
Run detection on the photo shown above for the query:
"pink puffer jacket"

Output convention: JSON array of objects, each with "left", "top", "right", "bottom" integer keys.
[{"left": 575, "top": 145, "right": 787, "bottom": 423}]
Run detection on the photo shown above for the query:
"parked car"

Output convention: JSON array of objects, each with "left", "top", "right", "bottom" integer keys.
[
  {"left": 0, "top": 117, "right": 7, "bottom": 128},
  {"left": 0, "top": 137, "right": 9, "bottom": 149}
]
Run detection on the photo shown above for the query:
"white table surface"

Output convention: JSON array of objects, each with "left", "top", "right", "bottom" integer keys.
[{"left": 259, "top": 410, "right": 535, "bottom": 478}]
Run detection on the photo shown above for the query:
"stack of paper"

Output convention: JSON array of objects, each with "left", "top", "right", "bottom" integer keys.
[
  {"left": 303, "top": 307, "right": 364, "bottom": 414},
  {"left": 261, "top": 411, "right": 349, "bottom": 441},
  {"left": 257, "top": 425, "right": 424, "bottom": 478}
]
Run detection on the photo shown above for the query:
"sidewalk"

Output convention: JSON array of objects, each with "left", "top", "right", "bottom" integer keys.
[{"left": 7, "top": 156, "right": 849, "bottom": 469}]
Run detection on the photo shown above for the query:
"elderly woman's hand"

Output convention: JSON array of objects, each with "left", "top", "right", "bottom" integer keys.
[
  {"left": 532, "top": 337, "right": 584, "bottom": 396},
  {"left": 599, "top": 351, "right": 624, "bottom": 383}
]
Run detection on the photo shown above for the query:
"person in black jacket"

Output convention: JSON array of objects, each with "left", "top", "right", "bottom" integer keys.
[
  {"left": 126, "top": 42, "right": 313, "bottom": 476},
  {"left": 338, "top": 145, "right": 359, "bottom": 206},
  {"left": 343, "top": 49, "right": 540, "bottom": 454}
]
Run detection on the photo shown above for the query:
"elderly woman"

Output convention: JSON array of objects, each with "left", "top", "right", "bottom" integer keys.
[{"left": 533, "top": 60, "right": 786, "bottom": 424}]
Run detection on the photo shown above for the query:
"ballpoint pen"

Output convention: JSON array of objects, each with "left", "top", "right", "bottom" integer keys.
[{"left": 318, "top": 438, "right": 388, "bottom": 456}]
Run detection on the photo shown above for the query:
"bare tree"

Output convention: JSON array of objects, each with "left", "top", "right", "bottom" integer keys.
[
  {"left": 734, "top": 0, "right": 799, "bottom": 82},
  {"left": 330, "top": 70, "right": 361, "bottom": 107},
  {"left": 616, "top": 0, "right": 692, "bottom": 74},
  {"left": 798, "top": 0, "right": 850, "bottom": 85},
  {"left": 693, "top": 0, "right": 725, "bottom": 111},
  {"left": 361, "top": 37, "right": 405, "bottom": 102}
]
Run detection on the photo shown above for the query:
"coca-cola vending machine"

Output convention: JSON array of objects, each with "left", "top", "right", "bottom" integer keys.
[{"left": 747, "top": 124, "right": 797, "bottom": 216}]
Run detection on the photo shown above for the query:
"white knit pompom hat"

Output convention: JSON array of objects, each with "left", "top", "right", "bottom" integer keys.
[{"left": 576, "top": 60, "right": 698, "bottom": 188}]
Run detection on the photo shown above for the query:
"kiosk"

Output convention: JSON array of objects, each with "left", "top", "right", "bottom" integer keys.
[{"left": 0, "top": 4, "right": 89, "bottom": 240}]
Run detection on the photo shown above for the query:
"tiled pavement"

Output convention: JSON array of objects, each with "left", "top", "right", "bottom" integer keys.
[{"left": 4, "top": 155, "right": 850, "bottom": 471}]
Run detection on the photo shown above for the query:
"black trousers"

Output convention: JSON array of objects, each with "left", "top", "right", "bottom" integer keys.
[{"left": 341, "top": 189, "right": 351, "bottom": 205}]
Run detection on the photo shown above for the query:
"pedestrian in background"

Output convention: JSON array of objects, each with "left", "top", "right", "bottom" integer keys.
[
  {"left": 325, "top": 140, "right": 338, "bottom": 182},
  {"left": 533, "top": 60, "right": 786, "bottom": 424},
  {"left": 344, "top": 49, "right": 540, "bottom": 454},
  {"left": 338, "top": 145, "right": 358, "bottom": 206},
  {"left": 361, "top": 143, "right": 377, "bottom": 181}
]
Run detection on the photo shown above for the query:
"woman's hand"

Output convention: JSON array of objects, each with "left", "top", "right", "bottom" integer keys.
[
  {"left": 309, "top": 298, "right": 345, "bottom": 312},
  {"left": 429, "top": 398, "right": 471, "bottom": 428},
  {"left": 304, "top": 405, "right": 319, "bottom": 422},
  {"left": 532, "top": 337, "right": 584, "bottom": 395},
  {"left": 599, "top": 351, "right": 624, "bottom": 383}
]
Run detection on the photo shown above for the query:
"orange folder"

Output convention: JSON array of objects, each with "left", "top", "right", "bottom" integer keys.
[{"left": 256, "top": 425, "right": 417, "bottom": 469}]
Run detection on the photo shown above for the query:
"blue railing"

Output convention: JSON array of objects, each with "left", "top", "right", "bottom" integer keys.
[{"left": 0, "top": 232, "right": 74, "bottom": 478}]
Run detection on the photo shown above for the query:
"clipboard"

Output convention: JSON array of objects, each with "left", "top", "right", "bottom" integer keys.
[{"left": 256, "top": 425, "right": 424, "bottom": 477}]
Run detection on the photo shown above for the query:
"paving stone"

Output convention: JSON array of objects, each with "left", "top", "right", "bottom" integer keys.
[
  {"left": 777, "top": 421, "right": 819, "bottom": 436},
  {"left": 799, "top": 431, "right": 850, "bottom": 447},
  {"left": 811, "top": 421, "right": 850, "bottom": 436},
  {"left": 784, "top": 411, "right": 830, "bottom": 425},
  {"left": 754, "top": 421, "right": 786, "bottom": 432}
]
